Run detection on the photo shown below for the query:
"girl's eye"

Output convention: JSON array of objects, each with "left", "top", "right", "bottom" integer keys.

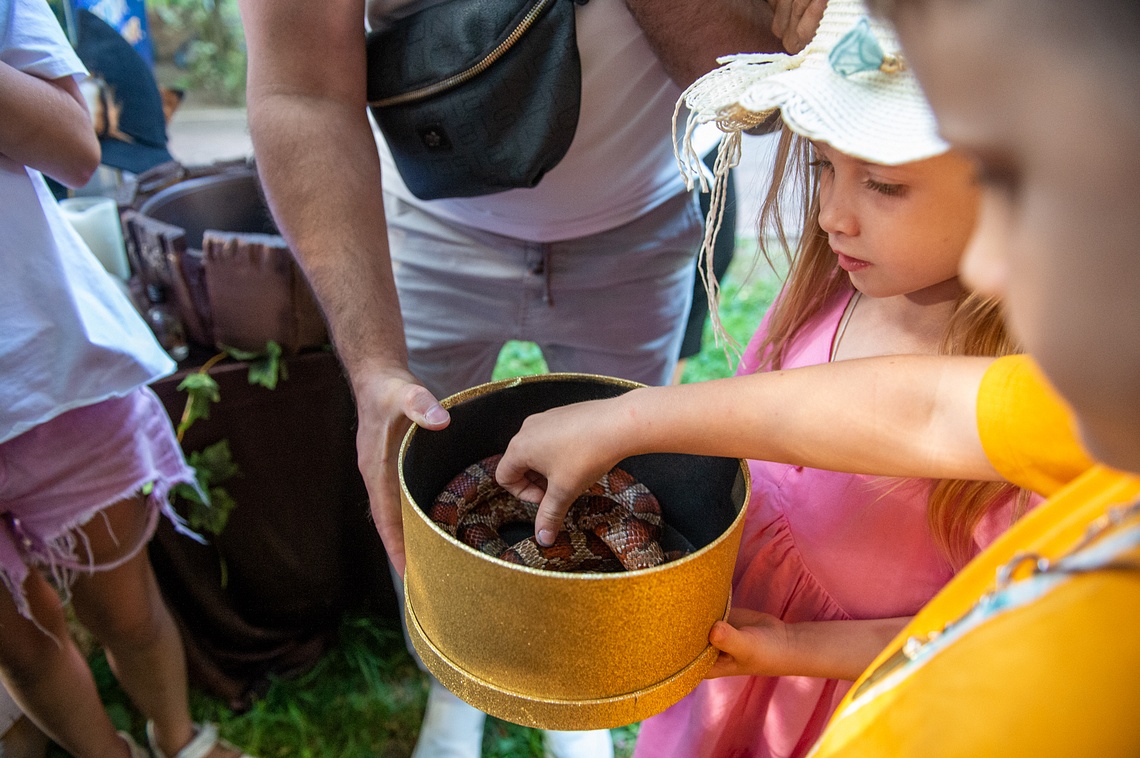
[
  {"left": 808, "top": 158, "right": 833, "bottom": 172},
  {"left": 864, "top": 178, "right": 907, "bottom": 197}
]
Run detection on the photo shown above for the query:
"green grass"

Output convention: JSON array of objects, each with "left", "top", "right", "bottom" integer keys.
[{"left": 73, "top": 243, "right": 782, "bottom": 758}]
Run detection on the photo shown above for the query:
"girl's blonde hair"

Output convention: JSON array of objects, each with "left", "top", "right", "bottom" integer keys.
[{"left": 751, "top": 127, "right": 1031, "bottom": 569}]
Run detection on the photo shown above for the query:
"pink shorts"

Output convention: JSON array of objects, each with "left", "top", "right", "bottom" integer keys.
[{"left": 0, "top": 387, "right": 200, "bottom": 620}]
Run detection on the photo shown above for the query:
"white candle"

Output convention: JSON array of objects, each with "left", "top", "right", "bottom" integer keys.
[{"left": 59, "top": 196, "right": 131, "bottom": 280}]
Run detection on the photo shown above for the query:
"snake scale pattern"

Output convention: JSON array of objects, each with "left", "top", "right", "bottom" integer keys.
[{"left": 429, "top": 454, "right": 681, "bottom": 572}]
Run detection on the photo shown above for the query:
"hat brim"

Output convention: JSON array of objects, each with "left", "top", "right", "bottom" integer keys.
[
  {"left": 99, "top": 137, "right": 175, "bottom": 175},
  {"left": 737, "top": 65, "right": 948, "bottom": 165}
]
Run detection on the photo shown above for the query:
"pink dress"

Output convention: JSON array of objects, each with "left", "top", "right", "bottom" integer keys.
[{"left": 634, "top": 287, "right": 1027, "bottom": 758}]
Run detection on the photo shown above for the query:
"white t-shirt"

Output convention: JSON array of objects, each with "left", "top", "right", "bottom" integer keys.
[
  {"left": 375, "top": 0, "right": 714, "bottom": 242},
  {"left": 0, "top": 0, "right": 174, "bottom": 444}
]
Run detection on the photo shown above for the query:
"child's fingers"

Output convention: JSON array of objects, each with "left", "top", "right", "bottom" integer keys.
[
  {"left": 706, "top": 621, "right": 747, "bottom": 678},
  {"left": 705, "top": 649, "right": 741, "bottom": 679},
  {"left": 707, "top": 612, "right": 787, "bottom": 678},
  {"left": 533, "top": 486, "right": 580, "bottom": 546}
]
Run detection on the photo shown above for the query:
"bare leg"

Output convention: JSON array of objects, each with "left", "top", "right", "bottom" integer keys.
[
  {"left": 1, "top": 713, "right": 50, "bottom": 758},
  {"left": 0, "top": 569, "right": 131, "bottom": 758},
  {"left": 69, "top": 497, "right": 239, "bottom": 758}
]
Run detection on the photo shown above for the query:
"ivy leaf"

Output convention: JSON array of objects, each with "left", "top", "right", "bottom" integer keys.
[
  {"left": 219, "top": 344, "right": 263, "bottom": 362},
  {"left": 246, "top": 340, "right": 285, "bottom": 390},
  {"left": 170, "top": 480, "right": 208, "bottom": 507},
  {"left": 172, "top": 440, "right": 240, "bottom": 537},
  {"left": 176, "top": 372, "right": 220, "bottom": 435},
  {"left": 188, "top": 439, "right": 239, "bottom": 486},
  {"left": 195, "top": 486, "right": 236, "bottom": 534},
  {"left": 220, "top": 340, "right": 286, "bottom": 390}
]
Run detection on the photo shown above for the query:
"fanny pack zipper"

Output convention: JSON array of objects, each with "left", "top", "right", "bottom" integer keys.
[{"left": 370, "top": 0, "right": 555, "bottom": 108}]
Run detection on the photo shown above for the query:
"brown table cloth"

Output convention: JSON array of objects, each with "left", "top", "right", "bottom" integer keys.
[{"left": 148, "top": 350, "right": 398, "bottom": 710}]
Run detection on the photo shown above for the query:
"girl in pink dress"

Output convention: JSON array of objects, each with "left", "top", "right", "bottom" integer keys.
[{"left": 496, "top": 2, "right": 1037, "bottom": 756}]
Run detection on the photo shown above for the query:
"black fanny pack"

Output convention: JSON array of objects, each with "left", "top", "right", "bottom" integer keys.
[{"left": 366, "top": 0, "right": 585, "bottom": 201}]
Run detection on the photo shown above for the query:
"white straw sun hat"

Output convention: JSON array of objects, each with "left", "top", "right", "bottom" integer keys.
[
  {"left": 677, "top": 0, "right": 947, "bottom": 172},
  {"left": 677, "top": 0, "right": 948, "bottom": 348}
]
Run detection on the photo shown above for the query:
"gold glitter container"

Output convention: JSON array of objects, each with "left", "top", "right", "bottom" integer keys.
[{"left": 399, "top": 373, "right": 749, "bottom": 730}]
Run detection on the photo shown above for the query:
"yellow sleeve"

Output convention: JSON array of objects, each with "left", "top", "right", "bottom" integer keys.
[
  {"left": 809, "top": 469, "right": 1140, "bottom": 758},
  {"left": 976, "top": 354, "right": 1094, "bottom": 496}
]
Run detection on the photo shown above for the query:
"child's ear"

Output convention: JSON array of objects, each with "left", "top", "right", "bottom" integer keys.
[{"left": 159, "top": 87, "right": 185, "bottom": 125}]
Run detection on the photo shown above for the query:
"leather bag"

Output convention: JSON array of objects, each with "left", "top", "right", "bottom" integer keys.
[{"left": 366, "top": 0, "right": 586, "bottom": 200}]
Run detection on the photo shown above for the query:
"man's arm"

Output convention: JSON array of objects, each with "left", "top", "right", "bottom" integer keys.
[
  {"left": 0, "top": 63, "right": 99, "bottom": 187},
  {"left": 624, "top": 0, "right": 783, "bottom": 88},
  {"left": 238, "top": 0, "right": 449, "bottom": 575}
]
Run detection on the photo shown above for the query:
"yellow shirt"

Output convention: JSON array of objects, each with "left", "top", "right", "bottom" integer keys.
[{"left": 808, "top": 355, "right": 1140, "bottom": 758}]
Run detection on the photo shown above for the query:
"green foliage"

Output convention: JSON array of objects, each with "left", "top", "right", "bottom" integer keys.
[
  {"left": 173, "top": 439, "right": 239, "bottom": 536},
  {"left": 176, "top": 371, "right": 220, "bottom": 436},
  {"left": 149, "top": 0, "right": 247, "bottom": 105},
  {"left": 492, "top": 341, "right": 549, "bottom": 382},
  {"left": 172, "top": 342, "right": 285, "bottom": 540},
  {"left": 223, "top": 340, "right": 286, "bottom": 390},
  {"left": 91, "top": 613, "right": 640, "bottom": 758},
  {"left": 678, "top": 243, "right": 783, "bottom": 383}
]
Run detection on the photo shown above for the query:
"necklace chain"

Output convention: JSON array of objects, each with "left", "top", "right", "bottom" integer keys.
[
  {"left": 851, "top": 498, "right": 1140, "bottom": 700},
  {"left": 830, "top": 290, "right": 862, "bottom": 362}
]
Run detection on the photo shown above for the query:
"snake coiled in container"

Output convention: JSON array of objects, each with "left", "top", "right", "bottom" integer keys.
[{"left": 429, "top": 454, "right": 678, "bottom": 572}]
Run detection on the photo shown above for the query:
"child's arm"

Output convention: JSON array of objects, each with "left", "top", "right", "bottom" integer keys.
[
  {"left": 496, "top": 355, "right": 1000, "bottom": 544},
  {"left": 705, "top": 608, "right": 910, "bottom": 682},
  {"left": 0, "top": 61, "right": 99, "bottom": 187}
]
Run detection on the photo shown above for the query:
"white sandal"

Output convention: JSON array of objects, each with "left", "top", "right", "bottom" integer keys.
[
  {"left": 146, "top": 721, "right": 257, "bottom": 758},
  {"left": 119, "top": 730, "right": 152, "bottom": 758}
]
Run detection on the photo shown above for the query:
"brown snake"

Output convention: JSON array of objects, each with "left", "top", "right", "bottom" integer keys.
[{"left": 429, "top": 454, "right": 681, "bottom": 572}]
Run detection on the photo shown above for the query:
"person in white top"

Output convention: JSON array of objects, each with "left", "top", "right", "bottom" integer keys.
[
  {"left": 0, "top": 2, "right": 255, "bottom": 756},
  {"left": 238, "top": 0, "right": 801, "bottom": 754}
]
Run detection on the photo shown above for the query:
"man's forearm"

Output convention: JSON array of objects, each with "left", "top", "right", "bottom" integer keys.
[
  {"left": 246, "top": 94, "right": 407, "bottom": 383},
  {"left": 625, "top": 0, "right": 781, "bottom": 88},
  {"left": 240, "top": 0, "right": 408, "bottom": 387}
]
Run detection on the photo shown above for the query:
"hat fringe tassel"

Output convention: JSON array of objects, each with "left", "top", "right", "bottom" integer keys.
[{"left": 673, "top": 93, "right": 745, "bottom": 362}]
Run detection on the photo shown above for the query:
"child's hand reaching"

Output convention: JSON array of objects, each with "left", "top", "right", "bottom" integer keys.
[
  {"left": 706, "top": 609, "right": 795, "bottom": 678},
  {"left": 495, "top": 396, "right": 631, "bottom": 546},
  {"left": 707, "top": 608, "right": 912, "bottom": 682}
]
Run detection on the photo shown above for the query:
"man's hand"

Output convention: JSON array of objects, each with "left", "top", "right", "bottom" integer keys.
[
  {"left": 353, "top": 370, "right": 450, "bottom": 577},
  {"left": 239, "top": 0, "right": 431, "bottom": 573},
  {"left": 768, "top": 0, "right": 827, "bottom": 54},
  {"left": 495, "top": 397, "right": 630, "bottom": 547}
]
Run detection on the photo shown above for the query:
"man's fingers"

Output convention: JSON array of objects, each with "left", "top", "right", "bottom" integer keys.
[
  {"left": 787, "top": 0, "right": 826, "bottom": 53},
  {"left": 770, "top": 0, "right": 792, "bottom": 38},
  {"left": 402, "top": 383, "right": 449, "bottom": 429},
  {"left": 372, "top": 491, "right": 407, "bottom": 577}
]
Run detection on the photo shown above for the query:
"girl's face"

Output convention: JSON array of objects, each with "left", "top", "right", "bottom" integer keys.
[
  {"left": 889, "top": 0, "right": 1140, "bottom": 471},
  {"left": 814, "top": 142, "right": 979, "bottom": 301}
]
